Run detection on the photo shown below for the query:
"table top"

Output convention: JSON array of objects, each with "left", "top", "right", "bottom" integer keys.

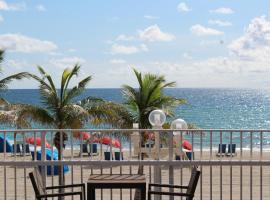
[{"left": 88, "top": 174, "right": 146, "bottom": 184}]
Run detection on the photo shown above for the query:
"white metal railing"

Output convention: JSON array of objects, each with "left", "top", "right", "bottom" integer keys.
[{"left": 0, "top": 129, "right": 270, "bottom": 200}]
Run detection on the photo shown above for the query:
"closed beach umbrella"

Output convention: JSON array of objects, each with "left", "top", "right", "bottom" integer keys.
[
  {"left": 25, "top": 137, "right": 51, "bottom": 148},
  {"left": 98, "top": 136, "right": 121, "bottom": 148},
  {"left": 73, "top": 132, "right": 91, "bottom": 140},
  {"left": 173, "top": 139, "right": 192, "bottom": 150},
  {"left": 182, "top": 140, "right": 192, "bottom": 150}
]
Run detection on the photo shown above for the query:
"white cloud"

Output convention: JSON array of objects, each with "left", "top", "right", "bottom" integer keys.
[
  {"left": 140, "top": 44, "right": 149, "bottom": 52},
  {"left": 182, "top": 53, "right": 192, "bottom": 60},
  {"left": 209, "top": 19, "right": 232, "bottom": 27},
  {"left": 144, "top": 15, "right": 159, "bottom": 20},
  {"left": 36, "top": 4, "right": 46, "bottom": 12},
  {"left": 50, "top": 57, "right": 86, "bottom": 69},
  {"left": 116, "top": 34, "right": 134, "bottom": 41},
  {"left": 210, "top": 7, "right": 234, "bottom": 14},
  {"left": 0, "top": 15, "right": 3, "bottom": 22},
  {"left": 228, "top": 16, "right": 270, "bottom": 62},
  {"left": 177, "top": 2, "right": 191, "bottom": 12},
  {"left": 67, "top": 48, "right": 77, "bottom": 53},
  {"left": 0, "top": 33, "right": 57, "bottom": 53},
  {"left": 191, "top": 24, "right": 224, "bottom": 36},
  {"left": 5, "top": 59, "right": 27, "bottom": 70},
  {"left": 111, "top": 43, "right": 149, "bottom": 55},
  {"left": 111, "top": 44, "right": 139, "bottom": 54},
  {"left": 0, "top": 0, "right": 25, "bottom": 11},
  {"left": 138, "top": 25, "right": 175, "bottom": 42},
  {"left": 110, "top": 59, "right": 126, "bottom": 64}
]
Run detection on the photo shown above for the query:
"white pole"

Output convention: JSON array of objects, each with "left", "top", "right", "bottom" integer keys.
[{"left": 153, "top": 124, "right": 161, "bottom": 200}]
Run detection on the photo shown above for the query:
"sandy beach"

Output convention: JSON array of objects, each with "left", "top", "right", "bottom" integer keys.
[{"left": 0, "top": 149, "right": 269, "bottom": 200}]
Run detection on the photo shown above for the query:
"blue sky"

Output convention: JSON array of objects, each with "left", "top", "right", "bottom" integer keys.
[{"left": 1, "top": 0, "right": 270, "bottom": 88}]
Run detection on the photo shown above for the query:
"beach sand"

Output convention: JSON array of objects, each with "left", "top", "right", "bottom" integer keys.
[{"left": 0, "top": 149, "right": 270, "bottom": 200}]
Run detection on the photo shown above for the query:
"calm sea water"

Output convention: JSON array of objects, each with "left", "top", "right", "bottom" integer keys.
[{"left": 2, "top": 88, "right": 270, "bottom": 150}]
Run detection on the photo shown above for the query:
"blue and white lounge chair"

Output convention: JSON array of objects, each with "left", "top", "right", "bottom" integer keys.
[
  {"left": 226, "top": 144, "right": 237, "bottom": 157},
  {"left": 216, "top": 144, "right": 226, "bottom": 157}
]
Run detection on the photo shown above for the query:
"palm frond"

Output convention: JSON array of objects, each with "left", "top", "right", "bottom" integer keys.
[
  {"left": 0, "top": 49, "right": 4, "bottom": 65},
  {"left": 61, "top": 64, "right": 80, "bottom": 101},
  {"left": 0, "top": 72, "right": 32, "bottom": 90},
  {"left": 80, "top": 96, "right": 133, "bottom": 128},
  {"left": 123, "top": 68, "right": 187, "bottom": 128},
  {"left": 63, "top": 75, "right": 92, "bottom": 105},
  {"left": 17, "top": 105, "right": 55, "bottom": 126}
]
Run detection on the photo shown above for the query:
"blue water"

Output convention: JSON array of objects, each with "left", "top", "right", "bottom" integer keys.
[
  {"left": 2, "top": 88, "right": 270, "bottom": 150},
  {"left": 2, "top": 88, "right": 270, "bottom": 129}
]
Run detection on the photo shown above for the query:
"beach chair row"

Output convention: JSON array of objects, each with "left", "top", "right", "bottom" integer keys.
[
  {"left": 216, "top": 144, "right": 237, "bottom": 157},
  {"left": 12, "top": 144, "right": 31, "bottom": 155}
]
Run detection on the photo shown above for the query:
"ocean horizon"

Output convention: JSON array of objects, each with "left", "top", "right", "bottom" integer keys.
[{"left": 2, "top": 88, "right": 270, "bottom": 150}]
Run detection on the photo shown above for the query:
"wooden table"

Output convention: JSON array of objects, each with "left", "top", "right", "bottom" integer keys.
[{"left": 87, "top": 174, "right": 146, "bottom": 200}]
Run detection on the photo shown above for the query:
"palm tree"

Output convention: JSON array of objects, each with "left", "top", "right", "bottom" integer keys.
[
  {"left": 0, "top": 49, "right": 34, "bottom": 151},
  {"left": 0, "top": 50, "right": 31, "bottom": 91},
  {"left": 17, "top": 65, "right": 90, "bottom": 191},
  {"left": 78, "top": 96, "right": 133, "bottom": 129},
  {"left": 123, "top": 69, "right": 186, "bottom": 200},
  {"left": 123, "top": 68, "right": 186, "bottom": 129}
]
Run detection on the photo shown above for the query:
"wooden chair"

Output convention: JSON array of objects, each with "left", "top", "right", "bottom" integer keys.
[
  {"left": 29, "top": 168, "right": 85, "bottom": 200},
  {"left": 148, "top": 167, "right": 200, "bottom": 200}
]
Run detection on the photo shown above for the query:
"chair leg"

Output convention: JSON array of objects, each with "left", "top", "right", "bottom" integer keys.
[
  {"left": 141, "top": 185, "right": 146, "bottom": 200},
  {"left": 148, "top": 192, "right": 151, "bottom": 200}
]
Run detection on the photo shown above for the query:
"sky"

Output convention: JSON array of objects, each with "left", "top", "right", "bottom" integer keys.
[{"left": 1, "top": 0, "right": 270, "bottom": 88}]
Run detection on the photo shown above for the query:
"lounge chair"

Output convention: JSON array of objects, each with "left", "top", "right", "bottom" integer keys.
[
  {"left": 29, "top": 168, "right": 85, "bottom": 200},
  {"left": 226, "top": 144, "right": 237, "bottom": 157},
  {"left": 104, "top": 151, "right": 113, "bottom": 160},
  {"left": 79, "top": 144, "right": 89, "bottom": 156},
  {"left": 115, "top": 151, "right": 124, "bottom": 160},
  {"left": 216, "top": 144, "right": 226, "bottom": 157},
  {"left": 89, "top": 143, "right": 99, "bottom": 156},
  {"left": 12, "top": 144, "right": 22, "bottom": 155},
  {"left": 21, "top": 144, "right": 30, "bottom": 155},
  {"left": 148, "top": 167, "right": 200, "bottom": 200}
]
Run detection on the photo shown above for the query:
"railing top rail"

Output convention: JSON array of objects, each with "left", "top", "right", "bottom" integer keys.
[{"left": 0, "top": 128, "right": 270, "bottom": 132}]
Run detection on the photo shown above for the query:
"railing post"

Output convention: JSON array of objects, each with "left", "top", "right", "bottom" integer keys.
[
  {"left": 131, "top": 123, "right": 140, "bottom": 157},
  {"left": 153, "top": 127, "right": 161, "bottom": 200},
  {"left": 41, "top": 131, "right": 46, "bottom": 186},
  {"left": 168, "top": 130, "right": 174, "bottom": 200}
]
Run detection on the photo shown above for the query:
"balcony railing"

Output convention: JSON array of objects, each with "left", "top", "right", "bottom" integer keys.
[{"left": 0, "top": 129, "right": 269, "bottom": 200}]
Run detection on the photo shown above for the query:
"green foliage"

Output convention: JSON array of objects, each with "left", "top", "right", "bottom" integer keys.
[
  {"left": 0, "top": 50, "right": 31, "bottom": 91},
  {"left": 19, "top": 64, "right": 90, "bottom": 129},
  {"left": 122, "top": 68, "right": 186, "bottom": 128}
]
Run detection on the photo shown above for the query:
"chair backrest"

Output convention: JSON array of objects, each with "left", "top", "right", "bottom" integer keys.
[
  {"left": 218, "top": 144, "right": 226, "bottom": 153},
  {"left": 89, "top": 143, "right": 97, "bottom": 153},
  {"left": 82, "top": 144, "right": 88, "bottom": 153},
  {"left": 29, "top": 168, "right": 46, "bottom": 196},
  {"left": 13, "top": 144, "right": 21, "bottom": 153},
  {"left": 22, "top": 144, "right": 30, "bottom": 153},
  {"left": 228, "top": 144, "right": 236, "bottom": 153},
  {"left": 186, "top": 167, "right": 201, "bottom": 199}
]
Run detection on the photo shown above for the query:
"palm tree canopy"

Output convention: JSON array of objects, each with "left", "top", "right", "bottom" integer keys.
[
  {"left": 123, "top": 68, "right": 186, "bottom": 128},
  {"left": 0, "top": 50, "right": 4, "bottom": 65},
  {"left": 79, "top": 97, "right": 133, "bottom": 128},
  {"left": 18, "top": 64, "right": 91, "bottom": 129}
]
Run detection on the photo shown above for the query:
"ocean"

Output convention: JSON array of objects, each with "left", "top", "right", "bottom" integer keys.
[{"left": 2, "top": 88, "right": 270, "bottom": 150}]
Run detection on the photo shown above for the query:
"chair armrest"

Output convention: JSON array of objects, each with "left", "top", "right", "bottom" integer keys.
[
  {"left": 38, "top": 191, "right": 82, "bottom": 198},
  {"left": 148, "top": 190, "right": 192, "bottom": 197},
  {"left": 46, "top": 183, "right": 85, "bottom": 190},
  {"left": 149, "top": 183, "right": 188, "bottom": 189}
]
